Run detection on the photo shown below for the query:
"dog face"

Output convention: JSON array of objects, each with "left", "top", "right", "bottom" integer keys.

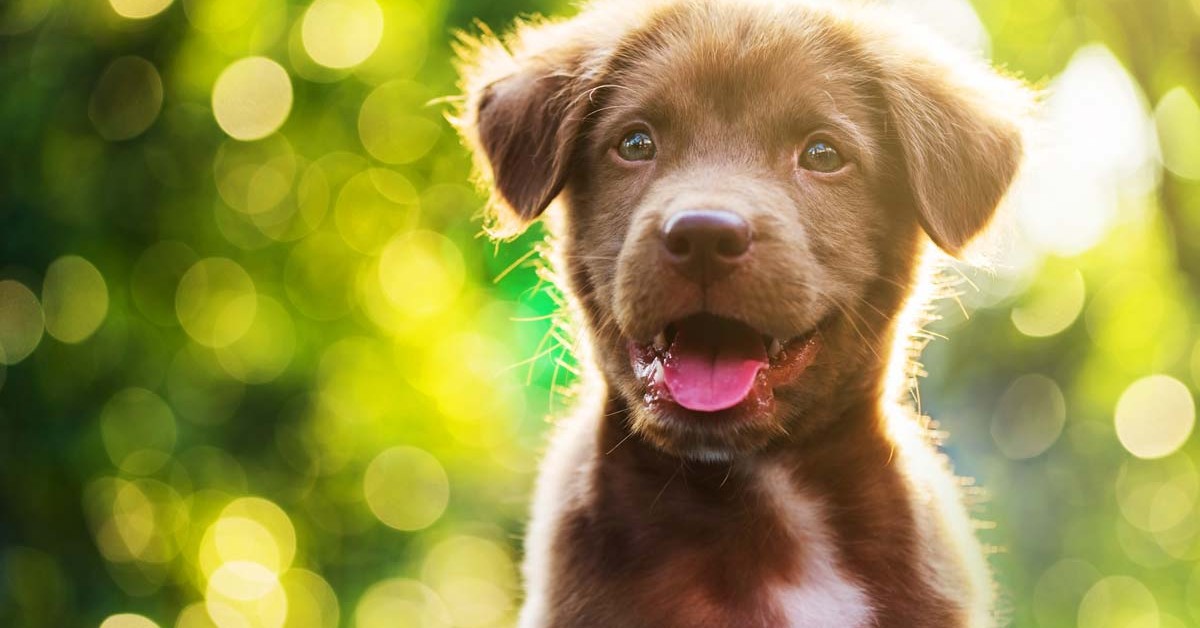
[{"left": 458, "top": 0, "right": 1028, "bottom": 460}]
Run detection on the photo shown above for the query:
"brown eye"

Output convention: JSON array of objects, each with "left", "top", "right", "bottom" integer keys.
[
  {"left": 617, "top": 130, "right": 656, "bottom": 161},
  {"left": 799, "top": 140, "right": 844, "bottom": 173}
]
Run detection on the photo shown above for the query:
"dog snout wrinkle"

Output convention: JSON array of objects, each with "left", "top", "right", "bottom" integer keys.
[{"left": 660, "top": 208, "right": 751, "bottom": 285}]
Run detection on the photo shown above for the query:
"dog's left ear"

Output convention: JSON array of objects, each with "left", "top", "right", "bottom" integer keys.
[{"left": 870, "top": 27, "right": 1033, "bottom": 257}]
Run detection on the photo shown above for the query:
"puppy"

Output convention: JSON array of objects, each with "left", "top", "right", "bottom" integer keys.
[{"left": 454, "top": 1, "right": 1030, "bottom": 625}]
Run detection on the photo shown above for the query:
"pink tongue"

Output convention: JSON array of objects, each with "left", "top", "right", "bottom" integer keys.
[{"left": 662, "top": 317, "right": 768, "bottom": 412}]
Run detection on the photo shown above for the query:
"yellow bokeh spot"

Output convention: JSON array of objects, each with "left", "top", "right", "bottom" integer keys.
[
  {"left": 421, "top": 535, "right": 517, "bottom": 627},
  {"left": 212, "top": 57, "right": 293, "bottom": 141},
  {"left": 99, "top": 613, "right": 160, "bottom": 628},
  {"left": 215, "top": 295, "right": 296, "bottom": 384},
  {"left": 301, "top": 0, "right": 384, "bottom": 69},
  {"left": 84, "top": 477, "right": 185, "bottom": 566},
  {"left": 199, "top": 497, "right": 296, "bottom": 578},
  {"left": 1155, "top": 86, "right": 1200, "bottom": 180},
  {"left": 205, "top": 576, "right": 288, "bottom": 628},
  {"left": 280, "top": 569, "right": 340, "bottom": 628},
  {"left": 100, "top": 388, "right": 177, "bottom": 475},
  {"left": 335, "top": 169, "right": 418, "bottom": 253},
  {"left": 93, "top": 480, "right": 156, "bottom": 562},
  {"left": 42, "top": 255, "right": 109, "bottom": 343},
  {"left": 109, "top": 0, "right": 173, "bottom": 19},
  {"left": 176, "top": 258, "right": 258, "bottom": 348},
  {"left": 378, "top": 230, "right": 464, "bottom": 320},
  {"left": 354, "top": 578, "right": 450, "bottom": 628},
  {"left": 353, "top": 0, "right": 427, "bottom": 84},
  {"left": 1115, "top": 375, "right": 1195, "bottom": 459},
  {"left": 250, "top": 161, "right": 331, "bottom": 242},
  {"left": 1116, "top": 453, "right": 1199, "bottom": 533},
  {"left": 363, "top": 446, "right": 449, "bottom": 531},
  {"left": 213, "top": 136, "right": 297, "bottom": 216},
  {"left": 989, "top": 374, "right": 1066, "bottom": 460},
  {"left": 1077, "top": 575, "right": 1159, "bottom": 628},
  {"left": 357, "top": 81, "right": 440, "bottom": 164},
  {"left": 209, "top": 561, "right": 279, "bottom": 601},
  {"left": 89, "top": 56, "right": 163, "bottom": 141},
  {"left": 0, "top": 279, "right": 44, "bottom": 364},
  {"left": 413, "top": 332, "right": 524, "bottom": 449},
  {"left": 1011, "top": 265, "right": 1085, "bottom": 338}
]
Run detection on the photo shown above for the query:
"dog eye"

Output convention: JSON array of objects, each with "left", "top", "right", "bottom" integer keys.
[
  {"left": 617, "top": 130, "right": 656, "bottom": 161},
  {"left": 799, "top": 140, "right": 844, "bottom": 173}
]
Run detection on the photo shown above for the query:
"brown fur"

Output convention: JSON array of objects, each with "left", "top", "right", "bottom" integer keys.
[{"left": 453, "top": 1, "right": 1031, "bottom": 625}]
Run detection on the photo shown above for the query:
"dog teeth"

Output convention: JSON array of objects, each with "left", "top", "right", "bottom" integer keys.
[
  {"left": 768, "top": 338, "right": 783, "bottom": 359},
  {"left": 651, "top": 360, "right": 665, "bottom": 385},
  {"left": 653, "top": 332, "right": 667, "bottom": 350}
]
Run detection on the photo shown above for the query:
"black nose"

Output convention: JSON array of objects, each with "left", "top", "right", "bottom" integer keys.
[{"left": 660, "top": 209, "right": 752, "bottom": 284}]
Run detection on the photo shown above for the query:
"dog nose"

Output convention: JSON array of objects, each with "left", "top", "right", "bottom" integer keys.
[{"left": 660, "top": 209, "right": 751, "bottom": 284}]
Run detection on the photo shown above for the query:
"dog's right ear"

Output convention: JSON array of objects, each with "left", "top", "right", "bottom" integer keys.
[{"left": 454, "top": 22, "right": 601, "bottom": 238}]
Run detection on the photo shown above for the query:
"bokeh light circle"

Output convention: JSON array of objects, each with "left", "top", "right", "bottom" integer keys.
[
  {"left": 109, "top": 0, "right": 174, "bottom": 19},
  {"left": 89, "top": 56, "right": 164, "bottom": 141},
  {"left": 99, "top": 613, "right": 159, "bottom": 628},
  {"left": 378, "top": 230, "right": 465, "bottom": 320},
  {"left": 357, "top": 81, "right": 440, "bottom": 164},
  {"left": 280, "top": 569, "right": 340, "bottom": 628},
  {"left": 1011, "top": 266, "right": 1086, "bottom": 338},
  {"left": 42, "top": 255, "right": 109, "bottom": 343},
  {"left": 198, "top": 497, "right": 297, "bottom": 578},
  {"left": 1077, "top": 575, "right": 1159, "bottom": 627},
  {"left": 212, "top": 57, "right": 293, "bottom": 141},
  {"left": 421, "top": 535, "right": 517, "bottom": 626},
  {"left": 1115, "top": 375, "right": 1196, "bottom": 459},
  {"left": 175, "top": 257, "right": 258, "bottom": 348},
  {"left": 335, "top": 169, "right": 419, "bottom": 253},
  {"left": 215, "top": 295, "right": 296, "bottom": 384},
  {"left": 0, "top": 279, "right": 44, "bottom": 364},
  {"left": 363, "top": 446, "right": 449, "bottom": 531},
  {"left": 100, "top": 388, "right": 177, "bottom": 475},
  {"left": 354, "top": 578, "right": 451, "bottom": 628},
  {"left": 1116, "top": 453, "right": 1199, "bottom": 533},
  {"left": 990, "top": 374, "right": 1067, "bottom": 459},
  {"left": 301, "top": 0, "right": 384, "bottom": 69},
  {"left": 1155, "top": 86, "right": 1200, "bottom": 180}
]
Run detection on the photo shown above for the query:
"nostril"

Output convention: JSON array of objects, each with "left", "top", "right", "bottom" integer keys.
[
  {"left": 664, "top": 232, "right": 692, "bottom": 257},
  {"left": 716, "top": 232, "right": 750, "bottom": 257}
]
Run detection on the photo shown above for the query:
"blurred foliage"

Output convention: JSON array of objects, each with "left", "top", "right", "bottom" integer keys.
[{"left": 0, "top": 0, "right": 1199, "bottom": 626}]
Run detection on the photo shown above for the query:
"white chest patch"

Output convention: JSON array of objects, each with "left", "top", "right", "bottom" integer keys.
[{"left": 757, "top": 463, "right": 875, "bottom": 628}]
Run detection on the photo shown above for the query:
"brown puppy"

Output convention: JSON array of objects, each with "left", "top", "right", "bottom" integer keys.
[{"left": 454, "top": 0, "right": 1030, "bottom": 625}]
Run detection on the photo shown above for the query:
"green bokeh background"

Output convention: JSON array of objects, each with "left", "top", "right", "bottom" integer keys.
[{"left": 2, "top": 0, "right": 1200, "bottom": 626}]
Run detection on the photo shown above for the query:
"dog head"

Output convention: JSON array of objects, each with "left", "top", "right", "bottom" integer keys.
[{"left": 456, "top": 0, "right": 1029, "bottom": 460}]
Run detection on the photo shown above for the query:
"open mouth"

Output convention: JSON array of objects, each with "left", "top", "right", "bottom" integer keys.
[{"left": 627, "top": 314, "right": 821, "bottom": 417}]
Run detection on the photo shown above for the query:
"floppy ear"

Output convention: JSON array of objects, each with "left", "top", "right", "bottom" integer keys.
[
  {"left": 454, "top": 22, "right": 601, "bottom": 238},
  {"left": 871, "top": 29, "right": 1032, "bottom": 257}
]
